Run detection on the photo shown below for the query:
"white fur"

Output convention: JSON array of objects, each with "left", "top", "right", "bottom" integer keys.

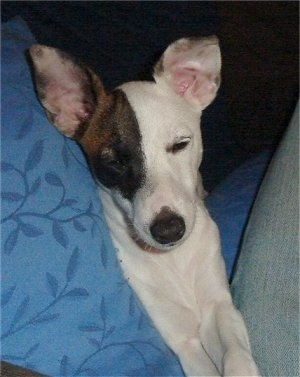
[{"left": 99, "top": 79, "right": 260, "bottom": 376}]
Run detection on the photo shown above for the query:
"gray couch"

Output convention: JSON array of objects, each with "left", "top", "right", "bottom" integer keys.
[{"left": 232, "top": 102, "right": 299, "bottom": 376}]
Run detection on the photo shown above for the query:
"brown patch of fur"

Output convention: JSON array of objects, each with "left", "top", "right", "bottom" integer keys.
[
  {"left": 79, "top": 89, "right": 139, "bottom": 159},
  {"left": 30, "top": 44, "right": 144, "bottom": 199},
  {"left": 79, "top": 88, "right": 145, "bottom": 199}
]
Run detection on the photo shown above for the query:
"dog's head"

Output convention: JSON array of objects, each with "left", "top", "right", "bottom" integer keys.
[{"left": 29, "top": 37, "right": 221, "bottom": 251}]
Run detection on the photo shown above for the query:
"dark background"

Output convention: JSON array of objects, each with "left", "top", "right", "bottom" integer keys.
[
  {"left": 218, "top": 2, "right": 298, "bottom": 152},
  {"left": 2, "top": 1, "right": 299, "bottom": 191}
]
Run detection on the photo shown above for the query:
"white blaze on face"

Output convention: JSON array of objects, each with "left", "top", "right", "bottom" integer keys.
[
  {"left": 119, "top": 81, "right": 204, "bottom": 248},
  {"left": 115, "top": 37, "right": 220, "bottom": 249}
]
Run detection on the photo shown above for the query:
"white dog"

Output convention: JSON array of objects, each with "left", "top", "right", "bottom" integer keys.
[{"left": 29, "top": 37, "right": 260, "bottom": 376}]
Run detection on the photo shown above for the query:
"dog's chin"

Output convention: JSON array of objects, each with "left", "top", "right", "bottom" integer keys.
[{"left": 132, "top": 235, "right": 183, "bottom": 254}]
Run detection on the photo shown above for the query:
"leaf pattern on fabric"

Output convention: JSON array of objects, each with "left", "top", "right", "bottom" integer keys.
[
  {"left": 1, "top": 17, "right": 183, "bottom": 377},
  {"left": 2, "top": 343, "right": 40, "bottom": 368},
  {"left": 1, "top": 192, "right": 24, "bottom": 201},
  {"left": 3, "top": 228, "right": 19, "bottom": 255},
  {"left": 60, "top": 355, "right": 70, "bottom": 377},
  {"left": 1, "top": 141, "right": 103, "bottom": 254},
  {"left": 1, "top": 140, "right": 181, "bottom": 375},
  {"left": 73, "top": 297, "right": 171, "bottom": 377},
  {"left": 66, "top": 247, "right": 80, "bottom": 282},
  {"left": 1, "top": 248, "right": 90, "bottom": 341},
  {"left": 52, "top": 221, "right": 69, "bottom": 249},
  {"left": 1, "top": 286, "right": 16, "bottom": 308},
  {"left": 46, "top": 273, "right": 59, "bottom": 298},
  {"left": 24, "top": 140, "right": 44, "bottom": 172}
]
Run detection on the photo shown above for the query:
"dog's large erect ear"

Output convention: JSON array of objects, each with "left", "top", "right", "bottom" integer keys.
[
  {"left": 29, "top": 45, "right": 105, "bottom": 138},
  {"left": 154, "top": 36, "right": 221, "bottom": 110}
]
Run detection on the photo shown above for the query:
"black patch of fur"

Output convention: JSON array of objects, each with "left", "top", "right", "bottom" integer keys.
[{"left": 91, "top": 90, "right": 145, "bottom": 200}]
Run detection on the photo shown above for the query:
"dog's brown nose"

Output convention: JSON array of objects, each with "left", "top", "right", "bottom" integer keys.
[{"left": 150, "top": 207, "right": 185, "bottom": 245}]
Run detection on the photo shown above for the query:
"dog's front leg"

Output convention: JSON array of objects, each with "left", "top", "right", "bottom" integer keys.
[
  {"left": 188, "top": 211, "right": 260, "bottom": 376},
  {"left": 128, "top": 275, "right": 220, "bottom": 377},
  {"left": 199, "top": 299, "right": 260, "bottom": 376}
]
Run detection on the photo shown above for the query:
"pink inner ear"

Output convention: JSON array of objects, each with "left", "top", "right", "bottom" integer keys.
[
  {"left": 45, "top": 88, "right": 94, "bottom": 137},
  {"left": 171, "top": 66, "right": 217, "bottom": 106},
  {"left": 58, "top": 94, "right": 93, "bottom": 121},
  {"left": 172, "top": 67, "right": 198, "bottom": 96}
]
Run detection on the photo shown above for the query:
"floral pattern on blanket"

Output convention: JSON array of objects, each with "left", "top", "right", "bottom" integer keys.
[
  {"left": 2, "top": 139, "right": 103, "bottom": 256},
  {"left": 1, "top": 17, "right": 183, "bottom": 376}
]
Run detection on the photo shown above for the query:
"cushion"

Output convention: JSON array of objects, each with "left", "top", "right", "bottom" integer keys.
[
  {"left": 231, "top": 102, "right": 299, "bottom": 375},
  {"left": 1, "top": 17, "right": 183, "bottom": 376},
  {"left": 205, "top": 150, "right": 271, "bottom": 279}
]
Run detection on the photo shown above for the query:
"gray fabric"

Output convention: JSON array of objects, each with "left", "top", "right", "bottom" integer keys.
[{"left": 231, "top": 102, "right": 299, "bottom": 376}]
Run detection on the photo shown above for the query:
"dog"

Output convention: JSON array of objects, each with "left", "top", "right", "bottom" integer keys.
[{"left": 29, "top": 36, "right": 260, "bottom": 376}]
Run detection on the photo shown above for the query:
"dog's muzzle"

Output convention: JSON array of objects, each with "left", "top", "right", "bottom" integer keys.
[{"left": 150, "top": 206, "right": 186, "bottom": 245}]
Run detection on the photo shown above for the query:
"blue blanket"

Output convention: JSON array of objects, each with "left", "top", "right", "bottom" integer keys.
[{"left": 1, "top": 17, "right": 183, "bottom": 376}]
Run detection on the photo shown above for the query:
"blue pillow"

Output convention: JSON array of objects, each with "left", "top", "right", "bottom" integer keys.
[
  {"left": 1, "top": 17, "right": 183, "bottom": 377},
  {"left": 206, "top": 151, "right": 271, "bottom": 279}
]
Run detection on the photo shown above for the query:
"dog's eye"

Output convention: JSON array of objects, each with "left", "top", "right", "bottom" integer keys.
[
  {"left": 107, "top": 158, "right": 121, "bottom": 166},
  {"left": 167, "top": 138, "right": 191, "bottom": 154},
  {"left": 107, "top": 158, "right": 126, "bottom": 173}
]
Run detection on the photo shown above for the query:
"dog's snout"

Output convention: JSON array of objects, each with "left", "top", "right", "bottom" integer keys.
[{"left": 150, "top": 207, "right": 185, "bottom": 245}]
